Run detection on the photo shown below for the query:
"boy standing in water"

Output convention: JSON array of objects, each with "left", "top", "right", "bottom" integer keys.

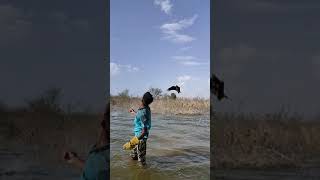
[{"left": 123, "top": 92, "right": 153, "bottom": 166}]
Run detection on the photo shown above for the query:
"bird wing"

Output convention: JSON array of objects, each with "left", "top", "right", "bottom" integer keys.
[{"left": 167, "top": 86, "right": 175, "bottom": 91}]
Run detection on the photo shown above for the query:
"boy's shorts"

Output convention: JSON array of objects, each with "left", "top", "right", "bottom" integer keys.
[{"left": 130, "top": 139, "right": 147, "bottom": 164}]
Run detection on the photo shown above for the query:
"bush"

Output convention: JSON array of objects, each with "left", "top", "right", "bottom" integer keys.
[
  {"left": 118, "top": 89, "right": 130, "bottom": 98},
  {"left": 149, "top": 87, "right": 162, "bottom": 98},
  {"left": 26, "top": 88, "right": 63, "bottom": 114}
]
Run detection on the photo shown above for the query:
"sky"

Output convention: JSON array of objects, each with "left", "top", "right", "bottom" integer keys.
[
  {"left": 0, "top": 0, "right": 106, "bottom": 111},
  {"left": 110, "top": 0, "right": 210, "bottom": 98},
  {"left": 2, "top": 0, "right": 319, "bottom": 117},
  {"left": 212, "top": 0, "right": 320, "bottom": 118}
]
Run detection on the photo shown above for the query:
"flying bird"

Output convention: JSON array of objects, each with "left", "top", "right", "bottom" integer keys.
[
  {"left": 167, "top": 85, "right": 181, "bottom": 93},
  {"left": 211, "top": 74, "right": 229, "bottom": 101}
]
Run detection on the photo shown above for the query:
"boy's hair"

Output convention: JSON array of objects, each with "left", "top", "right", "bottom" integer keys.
[{"left": 142, "top": 92, "right": 153, "bottom": 106}]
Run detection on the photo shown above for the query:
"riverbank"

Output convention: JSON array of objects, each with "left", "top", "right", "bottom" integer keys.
[{"left": 111, "top": 96, "right": 210, "bottom": 115}]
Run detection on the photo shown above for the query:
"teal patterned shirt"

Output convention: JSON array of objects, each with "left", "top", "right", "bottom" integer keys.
[{"left": 80, "top": 144, "right": 109, "bottom": 180}]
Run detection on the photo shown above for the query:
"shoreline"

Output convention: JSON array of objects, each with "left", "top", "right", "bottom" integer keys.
[{"left": 111, "top": 96, "right": 210, "bottom": 115}]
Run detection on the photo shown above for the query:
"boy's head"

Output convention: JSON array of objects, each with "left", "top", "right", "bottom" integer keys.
[{"left": 142, "top": 92, "right": 153, "bottom": 106}]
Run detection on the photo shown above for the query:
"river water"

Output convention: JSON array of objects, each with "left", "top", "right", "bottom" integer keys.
[
  {"left": 1, "top": 110, "right": 320, "bottom": 179},
  {"left": 0, "top": 145, "right": 80, "bottom": 180},
  {"left": 110, "top": 110, "right": 210, "bottom": 180}
]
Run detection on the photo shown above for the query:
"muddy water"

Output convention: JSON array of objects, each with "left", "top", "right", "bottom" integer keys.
[
  {"left": 214, "top": 166, "right": 320, "bottom": 180},
  {"left": 110, "top": 110, "right": 210, "bottom": 180},
  {"left": 0, "top": 145, "right": 80, "bottom": 180},
  {"left": 213, "top": 155, "right": 320, "bottom": 180}
]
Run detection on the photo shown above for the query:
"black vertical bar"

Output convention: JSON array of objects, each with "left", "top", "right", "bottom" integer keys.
[
  {"left": 105, "top": 0, "right": 110, "bottom": 179},
  {"left": 210, "top": 0, "right": 216, "bottom": 179}
]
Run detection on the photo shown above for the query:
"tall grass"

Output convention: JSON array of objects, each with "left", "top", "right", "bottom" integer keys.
[
  {"left": 111, "top": 96, "right": 210, "bottom": 115},
  {"left": 212, "top": 111, "right": 320, "bottom": 169},
  {"left": 0, "top": 108, "right": 101, "bottom": 165}
]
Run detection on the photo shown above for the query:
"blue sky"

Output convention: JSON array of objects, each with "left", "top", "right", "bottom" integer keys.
[{"left": 110, "top": 0, "right": 210, "bottom": 98}]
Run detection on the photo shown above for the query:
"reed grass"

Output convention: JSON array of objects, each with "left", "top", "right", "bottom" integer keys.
[
  {"left": 0, "top": 110, "right": 101, "bottom": 164},
  {"left": 212, "top": 111, "right": 320, "bottom": 169},
  {"left": 111, "top": 96, "right": 210, "bottom": 115}
]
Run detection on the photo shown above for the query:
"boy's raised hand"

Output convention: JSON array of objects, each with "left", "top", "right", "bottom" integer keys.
[
  {"left": 128, "top": 108, "right": 136, "bottom": 115},
  {"left": 64, "top": 151, "right": 78, "bottom": 164}
]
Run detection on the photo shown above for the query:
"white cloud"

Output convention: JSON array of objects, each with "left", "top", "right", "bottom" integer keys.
[
  {"left": 110, "top": 62, "right": 140, "bottom": 76},
  {"left": 179, "top": 46, "right": 192, "bottom": 52},
  {"left": 166, "top": 33, "right": 194, "bottom": 43},
  {"left": 110, "top": 62, "right": 120, "bottom": 76},
  {"left": 177, "top": 75, "right": 192, "bottom": 86},
  {"left": 161, "top": 15, "right": 197, "bottom": 32},
  {"left": 172, "top": 56, "right": 209, "bottom": 66},
  {"left": 124, "top": 64, "right": 140, "bottom": 72},
  {"left": 154, "top": 0, "right": 173, "bottom": 14},
  {"left": 178, "top": 75, "right": 192, "bottom": 82},
  {"left": 172, "top": 56, "right": 196, "bottom": 61},
  {"left": 179, "top": 61, "right": 204, "bottom": 66},
  {"left": 160, "top": 15, "right": 198, "bottom": 43}
]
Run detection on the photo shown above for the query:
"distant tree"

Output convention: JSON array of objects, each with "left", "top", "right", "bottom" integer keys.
[
  {"left": 149, "top": 87, "right": 162, "bottom": 98},
  {"left": 118, "top": 89, "right": 130, "bottom": 98},
  {"left": 26, "top": 87, "right": 63, "bottom": 113},
  {"left": 170, "top": 93, "right": 177, "bottom": 100}
]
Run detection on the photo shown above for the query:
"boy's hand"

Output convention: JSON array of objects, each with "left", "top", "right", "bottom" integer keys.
[
  {"left": 64, "top": 151, "right": 78, "bottom": 164},
  {"left": 128, "top": 108, "right": 136, "bottom": 115},
  {"left": 64, "top": 151, "right": 85, "bottom": 170}
]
